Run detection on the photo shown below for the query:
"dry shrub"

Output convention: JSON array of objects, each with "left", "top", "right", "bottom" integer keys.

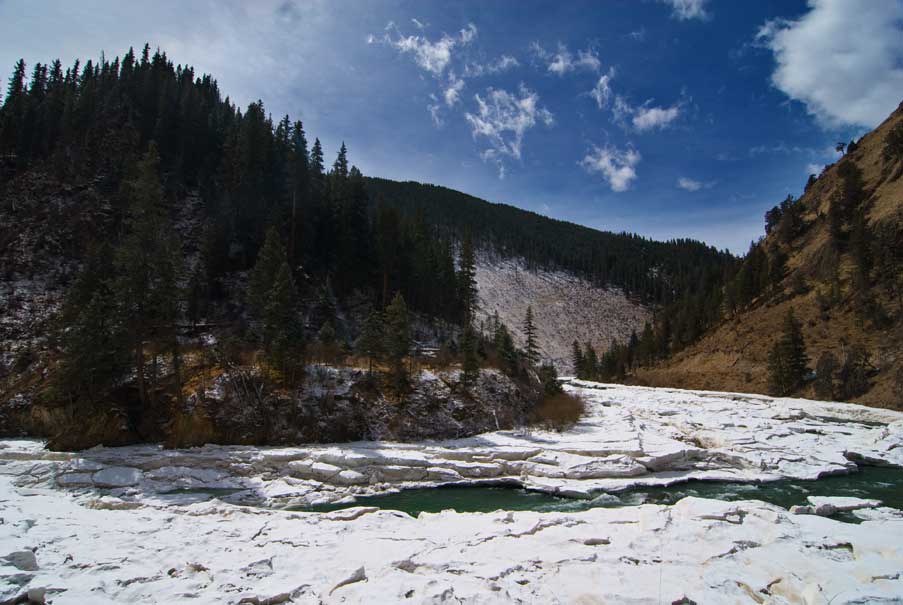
[{"left": 529, "top": 392, "right": 586, "bottom": 431}]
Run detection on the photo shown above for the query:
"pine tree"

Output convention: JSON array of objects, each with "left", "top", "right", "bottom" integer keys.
[
  {"left": 523, "top": 305, "right": 538, "bottom": 365},
  {"left": 584, "top": 343, "right": 599, "bottom": 380},
  {"left": 385, "top": 292, "right": 411, "bottom": 389},
  {"left": 0, "top": 59, "right": 27, "bottom": 150},
  {"left": 460, "top": 324, "right": 480, "bottom": 388},
  {"left": 767, "top": 309, "right": 808, "bottom": 396},
  {"left": 332, "top": 141, "right": 348, "bottom": 178},
  {"left": 310, "top": 138, "right": 324, "bottom": 181},
  {"left": 111, "top": 143, "right": 182, "bottom": 406},
  {"left": 52, "top": 242, "right": 120, "bottom": 400},
  {"left": 263, "top": 262, "right": 303, "bottom": 376},
  {"left": 317, "top": 320, "right": 338, "bottom": 363},
  {"left": 638, "top": 321, "right": 655, "bottom": 366},
  {"left": 494, "top": 323, "right": 517, "bottom": 375},
  {"left": 356, "top": 309, "right": 384, "bottom": 374},
  {"left": 538, "top": 363, "right": 563, "bottom": 395},
  {"left": 814, "top": 352, "right": 837, "bottom": 400},
  {"left": 457, "top": 233, "right": 477, "bottom": 323},
  {"left": 838, "top": 345, "right": 871, "bottom": 400},
  {"left": 248, "top": 227, "right": 288, "bottom": 319},
  {"left": 571, "top": 340, "right": 584, "bottom": 378}
]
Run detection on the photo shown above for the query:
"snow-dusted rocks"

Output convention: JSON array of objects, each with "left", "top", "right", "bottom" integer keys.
[
  {"left": 2, "top": 381, "right": 902, "bottom": 508},
  {"left": 792, "top": 496, "right": 883, "bottom": 516}
]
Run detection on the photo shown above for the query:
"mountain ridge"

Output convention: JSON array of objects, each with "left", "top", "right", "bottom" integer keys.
[{"left": 636, "top": 102, "right": 903, "bottom": 408}]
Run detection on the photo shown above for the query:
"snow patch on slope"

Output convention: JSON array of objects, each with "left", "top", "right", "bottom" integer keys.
[{"left": 474, "top": 253, "right": 650, "bottom": 370}]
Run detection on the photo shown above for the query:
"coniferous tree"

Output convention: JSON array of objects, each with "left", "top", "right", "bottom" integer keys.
[
  {"left": 248, "top": 227, "right": 288, "bottom": 319},
  {"left": 814, "top": 351, "right": 838, "bottom": 400},
  {"left": 493, "top": 323, "right": 517, "bottom": 375},
  {"left": 571, "top": 340, "right": 584, "bottom": 378},
  {"left": 111, "top": 143, "right": 182, "bottom": 406},
  {"left": 384, "top": 292, "right": 411, "bottom": 389},
  {"left": 523, "top": 305, "right": 538, "bottom": 365},
  {"left": 769, "top": 248, "right": 787, "bottom": 290},
  {"left": 538, "top": 363, "right": 562, "bottom": 395},
  {"left": 638, "top": 321, "right": 656, "bottom": 366},
  {"left": 584, "top": 343, "right": 599, "bottom": 380},
  {"left": 838, "top": 345, "right": 871, "bottom": 400},
  {"left": 332, "top": 141, "right": 349, "bottom": 178},
  {"left": 0, "top": 59, "right": 27, "bottom": 151},
  {"left": 263, "top": 262, "right": 303, "bottom": 377},
  {"left": 309, "top": 138, "right": 324, "bottom": 187},
  {"left": 457, "top": 233, "right": 477, "bottom": 324},
  {"left": 766, "top": 309, "right": 808, "bottom": 396},
  {"left": 356, "top": 309, "right": 384, "bottom": 374},
  {"left": 460, "top": 324, "right": 479, "bottom": 388},
  {"left": 317, "top": 320, "right": 338, "bottom": 363},
  {"left": 51, "top": 243, "right": 122, "bottom": 401}
]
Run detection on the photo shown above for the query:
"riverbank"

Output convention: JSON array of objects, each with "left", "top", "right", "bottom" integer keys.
[{"left": 2, "top": 381, "right": 903, "bottom": 603}]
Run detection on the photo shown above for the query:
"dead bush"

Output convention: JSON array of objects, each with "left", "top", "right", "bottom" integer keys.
[{"left": 529, "top": 392, "right": 586, "bottom": 431}]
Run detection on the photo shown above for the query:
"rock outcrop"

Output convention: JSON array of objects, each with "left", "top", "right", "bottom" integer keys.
[{"left": 1, "top": 365, "right": 540, "bottom": 451}]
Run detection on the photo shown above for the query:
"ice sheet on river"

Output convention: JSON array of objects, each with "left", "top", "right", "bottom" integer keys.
[
  {"left": 5, "top": 381, "right": 902, "bottom": 507},
  {"left": 2, "top": 473, "right": 903, "bottom": 603},
  {"left": 2, "top": 382, "right": 903, "bottom": 603}
]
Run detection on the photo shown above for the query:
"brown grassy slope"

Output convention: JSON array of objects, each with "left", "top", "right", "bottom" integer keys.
[{"left": 636, "top": 102, "right": 903, "bottom": 409}]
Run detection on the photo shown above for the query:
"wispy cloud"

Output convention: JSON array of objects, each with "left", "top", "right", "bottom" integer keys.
[
  {"left": 589, "top": 69, "right": 615, "bottom": 109},
  {"left": 463, "top": 54, "right": 519, "bottom": 77},
  {"left": 627, "top": 28, "right": 647, "bottom": 42},
  {"left": 660, "top": 0, "right": 710, "bottom": 21},
  {"left": 443, "top": 72, "right": 465, "bottom": 106},
  {"left": 370, "top": 21, "right": 477, "bottom": 76},
  {"left": 677, "top": 177, "right": 715, "bottom": 191},
  {"left": 612, "top": 95, "right": 683, "bottom": 132},
  {"left": 465, "top": 84, "right": 554, "bottom": 178},
  {"left": 748, "top": 142, "right": 819, "bottom": 156},
  {"left": 581, "top": 144, "right": 641, "bottom": 192},
  {"left": 532, "top": 42, "right": 601, "bottom": 76}
]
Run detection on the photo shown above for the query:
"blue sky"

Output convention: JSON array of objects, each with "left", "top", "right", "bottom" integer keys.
[{"left": 2, "top": 0, "right": 902, "bottom": 253}]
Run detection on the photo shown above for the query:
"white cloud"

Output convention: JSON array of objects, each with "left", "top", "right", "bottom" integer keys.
[
  {"left": 533, "top": 42, "right": 601, "bottom": 76},
  {"left": 805, "top": 163, "right": 824, "bottom": 176},
  {"left": 443, "top": 72, "right": 465, "bottom": 106},
  {"left": 748, "top": 142, "right": 819, "bottom": 156},
  {"left": 676, "top": 177, "right": 715, "bottom": 191},
  {"left": 627, "top": 28, "right": 647, "bottom": 42},
  {"left": 589, "top": 70, "right": 615, "bottom": 109},
  {"left": 410, "top": 18, "right": 427, "bottom": 30},
  {"left": 427, "top": 101, "right": 443, "bottom": 127},
  {"left": 375, "top": 21, "right": 477, "bottom": 76},
  {"left": 459, "top": 23, "right": 478, "bottom": 45},
  {"left": 463, "top": 54, "right": 519, "bottom": 77},
  {"left": 757, "top": 0, "right": 903, "bottom": 128},
  {"left": 611, "top": 95, "right": 683, "bottom": 132},
  {"left": 465, "top": 84, "right": 554, "bottom": 177},
  {"left": 581, "top": 144, "right": 641, "bottom": 192},
  {"left": 661, "top": 0, "right": 710, "bottom": 21},
  {"left": 632, "top": 104, "right": 681, "bottom": 131}
]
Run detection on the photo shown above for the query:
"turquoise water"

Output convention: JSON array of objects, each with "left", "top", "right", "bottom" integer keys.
[{"left": 304, "top": 467, "right": 903, "bottom": 518}]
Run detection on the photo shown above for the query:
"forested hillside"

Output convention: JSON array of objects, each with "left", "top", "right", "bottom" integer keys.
[
  {"left": 0, "top": 45, "right": 745, "bottom": 447},
  {"left": 366, "top": 178, "right": 737, "bottom": 306},
  {"left": 612, "top": 103, "right": 903, "bottom": 408}
]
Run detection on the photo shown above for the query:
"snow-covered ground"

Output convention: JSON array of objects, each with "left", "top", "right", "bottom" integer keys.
[{"left": 2, "top": 382, "right": 903, "bottom": 603}]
